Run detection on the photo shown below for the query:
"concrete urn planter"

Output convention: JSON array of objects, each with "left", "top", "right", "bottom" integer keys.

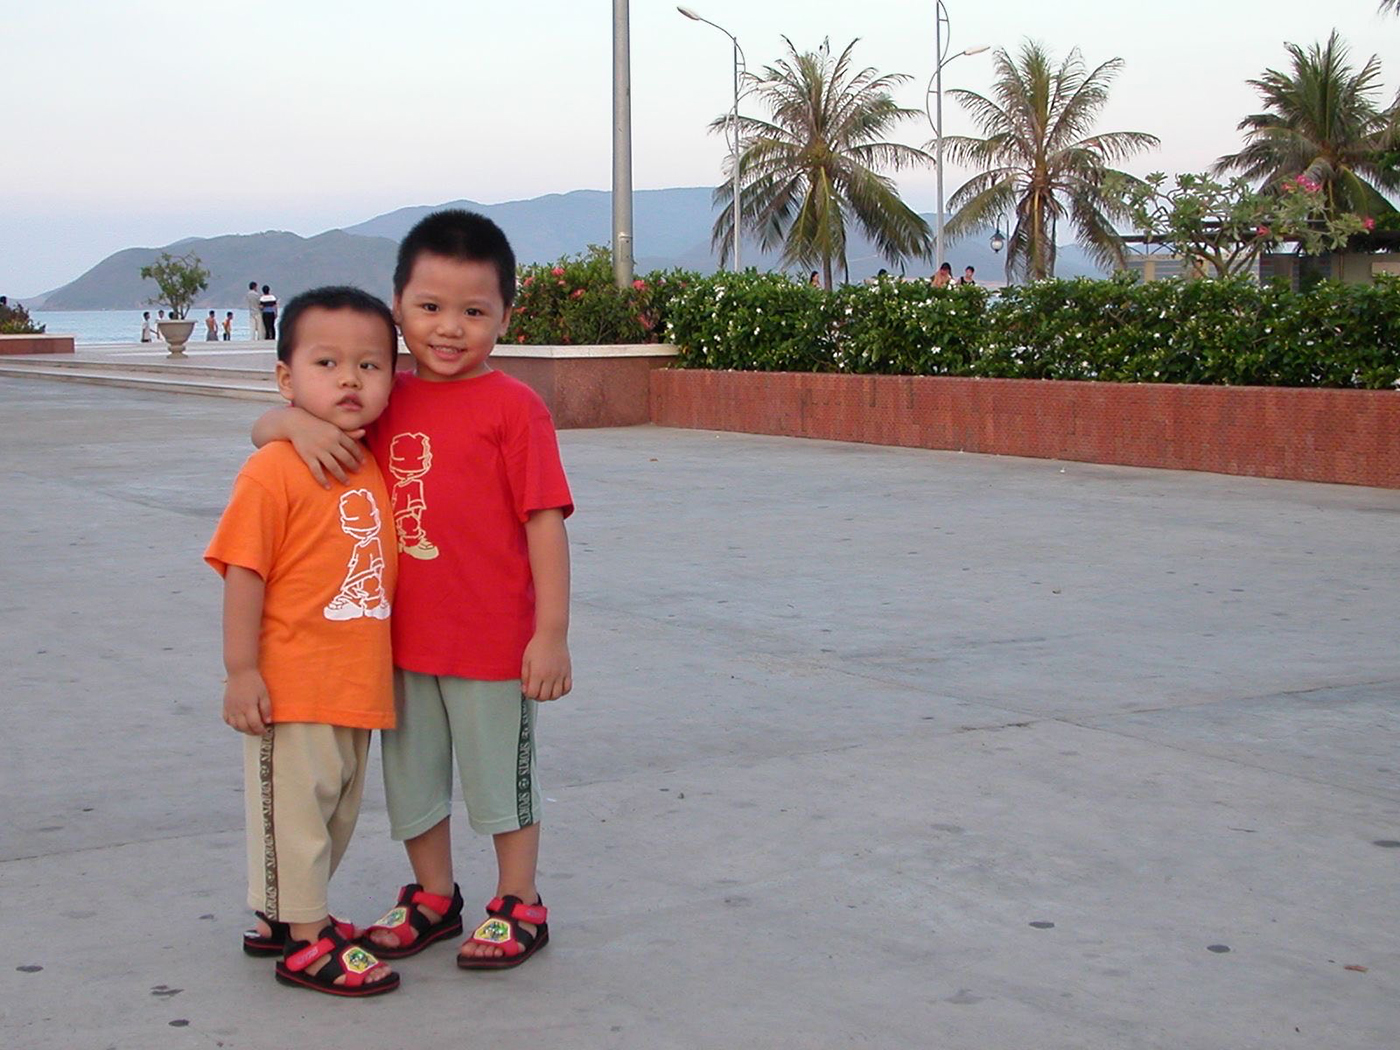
[{"left": 157, "top": 319, "right": 197, "bottom": 358}]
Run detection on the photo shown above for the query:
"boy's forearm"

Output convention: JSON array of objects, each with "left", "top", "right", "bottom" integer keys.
[
  {"left": 223, "top": 565, "right": 266, "bottom": 673},
  {"left": 525, "top": 509, "right": 570, "bottom": 637},
  {"left": 250, "top": 406, "right": 296, "bottom": 448}
]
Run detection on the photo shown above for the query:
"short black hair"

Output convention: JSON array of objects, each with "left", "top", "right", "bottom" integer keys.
[
  {"left": 938, "top": 262, "right": 953, "bottom": 273},
  {"left": 276, "top": 285, "right": 398, "bottom": 365},
  {"left": 965, "top": 265, "right": 975, "bottom": 273},
  {"left": 262, "top": 284, "right": 270, "bottom": 294},
  {"left": 249, "top": 281, "right": 258, "bottom": 290},
  {"left": 393, "top": 209, "right": 516, "bottom": 308}
]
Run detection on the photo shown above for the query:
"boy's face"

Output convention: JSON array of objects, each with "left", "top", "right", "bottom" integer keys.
[
  {"left": 275, "top": 307, "right": 395, "bottom": 432},
  {"left": 393, "top": 252, "right": 511, "bottom": 383}
]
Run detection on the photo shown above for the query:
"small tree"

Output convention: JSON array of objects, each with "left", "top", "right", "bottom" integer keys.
[
  {"left": 1107, "top": 171, "right": 1368, "bottom": 279},
  {"left": 139, "top": 252, "right": 211, "bottom": 319},
  {"left": 0, "top": 299, "right": 45, "bottom": 335}
]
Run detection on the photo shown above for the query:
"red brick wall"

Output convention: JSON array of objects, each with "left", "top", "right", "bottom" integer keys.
[
  {"left": 490, "top": 356, "right": 670, "bottom": 429},
  {"left": 0, "top": 335, "right": 74, "bottom": 355},
  {"left": 649, "top": 370, "right": 1400, "bottom": 488}
]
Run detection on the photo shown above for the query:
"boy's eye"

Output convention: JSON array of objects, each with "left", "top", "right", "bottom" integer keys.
[
  {"left": 421, "top": 303, "right": 438, "bottom": 313},
  {"left": 315, "top": 358, "right": 336, "bottom": 368},
  {"left": 360, "top": 361, "right": 380, "bottom": 371},
  {"left": 465, "top": 308, "right": 482, "bottom": 317}
]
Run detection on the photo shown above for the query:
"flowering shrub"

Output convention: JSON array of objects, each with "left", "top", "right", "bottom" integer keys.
[
  {"left": 663, "top": 271, "right": 1400, "bottom": 390},
  {"left": 509, "top": 246, "right": 685, "bottom": 345},
  {"left": 664, "top": 271, "right": 836, "bottom": 371},
  {"left": 832, "top": 278, "right": 989, "bottom": 374}
]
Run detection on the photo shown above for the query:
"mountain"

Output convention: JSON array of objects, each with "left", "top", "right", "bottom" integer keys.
[
  {"left": 33, "top": 188, "right": 1108, "bottom": 308},
  {"left": 37, "top": 230, "right": 399, "bottom": 310}
]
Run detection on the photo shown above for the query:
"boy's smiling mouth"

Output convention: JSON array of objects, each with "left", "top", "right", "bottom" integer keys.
[{"left": 337, "top": 395, "right": 363, "bottom": 409}]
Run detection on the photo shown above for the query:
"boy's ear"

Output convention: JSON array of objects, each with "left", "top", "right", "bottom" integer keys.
[
  {"left": 390, "top": 295, "right": 402, "bottom": 324},
  {"left": 274, "top": 360, "right": 295, "bottom": 404},
  {"left": 498, "top": 306, "right": 513, "bottom": 339}
]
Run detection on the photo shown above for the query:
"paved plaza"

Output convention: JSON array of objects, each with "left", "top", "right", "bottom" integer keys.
[{"left": 1, "top": 378, "right": 1398, "bottom": 1049}]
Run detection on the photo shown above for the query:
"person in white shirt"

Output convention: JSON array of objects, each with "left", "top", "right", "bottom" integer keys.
[{"left": 247, "top": 281, "right": 264, "bottom": 339}]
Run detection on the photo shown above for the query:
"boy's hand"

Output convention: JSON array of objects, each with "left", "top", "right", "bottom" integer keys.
[
  {"left": 223, "top": 668, "right": 273, "bottom": 735},
  {"left": 522, "top": 632, "right": 571, "bottom": 702},
  {"left": 262, "top": 406, "right": 364, "bottom": 488},
  {"left": 292, "top": 413, "right": 365, "bottom": 488}
]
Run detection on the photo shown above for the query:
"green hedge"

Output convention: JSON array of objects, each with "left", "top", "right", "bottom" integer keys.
[
  {"left": 509, "top": 246, "right": 687, "bottom": 346},
  {"left": 659, "top": 272, "right": 1400, "bottom": 390}
]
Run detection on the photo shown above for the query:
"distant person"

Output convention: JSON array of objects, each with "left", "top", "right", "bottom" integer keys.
[
  {"left": 260, "top": 285, "right": 279, "bottom": 341},
  {"left": 247, "top": 281, "right": 264, "bottom": 340},
  {"left": 158, "top": 309, "right": 167, "bottom": 323},
  {"left": 206, "top": 310, "right": 219, "bottom": 341},
  {"left": 205, "top": 285, "right": 402, "bottom": 997},
  {"left": 141, "top": 311, "right": 154, "bottom": 343},
  {"left": 931, "top": 262, "right": 953, "bottom": 289},
  {"left": 959, "top": 265, "right": 976, "bottom": 286},
  {"left": 808, "top": 270, "right": 821, "bottom": 287},
  {"left": 223, "top": 311, "right": 234, "bottom": 341}
]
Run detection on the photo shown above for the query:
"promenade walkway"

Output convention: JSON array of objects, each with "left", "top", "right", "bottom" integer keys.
[{"left": 1, "top": 377, "right": 1397, "bottom": 1049}]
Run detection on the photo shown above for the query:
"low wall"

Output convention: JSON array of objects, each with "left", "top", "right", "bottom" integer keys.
[
  {"left": 649, "top": 370, "right": 1400, "bottom": 489},
  {"left": 0, "top": 334, "right": 74, "bottom": 355},
  {"left": 490, "top": 344, "right": 677, "bottom": 429}
]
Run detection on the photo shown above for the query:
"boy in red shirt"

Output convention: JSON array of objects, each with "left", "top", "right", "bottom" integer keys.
[
  {"left": 206, "top": 286, "right": 401, "bottom": 996},
  {"left": 254, "top": 211, "right": 573, "bottom": 970}
]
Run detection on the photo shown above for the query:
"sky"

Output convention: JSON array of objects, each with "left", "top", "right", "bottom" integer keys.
[{"left": 2, "top": 0, "right": 1396, "bottom": 296}]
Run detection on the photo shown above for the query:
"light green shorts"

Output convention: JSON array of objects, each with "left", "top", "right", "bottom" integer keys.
[{"left": 381, "top": 670, "right": 541, "bottom": 838}]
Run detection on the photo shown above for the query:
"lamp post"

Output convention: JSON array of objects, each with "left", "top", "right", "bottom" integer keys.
[
  {"left": 991, "top": 228, "right": 1005, "bottom": 254},
  {"left": 678, "top": 6, "right": 745, "bottom": 272},
  {"left": 925, "top": 2, "right": 987, "bottom": 271},
  {"left": 613, "top": 0, "right": 634, "bottom": 288}
]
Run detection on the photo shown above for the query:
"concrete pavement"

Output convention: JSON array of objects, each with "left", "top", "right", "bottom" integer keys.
[{"left": 1, "top": 377, "right": 1397, "bottom": 1049}]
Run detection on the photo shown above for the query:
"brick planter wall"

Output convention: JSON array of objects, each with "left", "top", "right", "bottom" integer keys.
[
  {"left": 0, "top": 334, "right": 74, "bottom": 355},
  {"left": 649, "top": 370, "right": 1400, "bottom": 489}
]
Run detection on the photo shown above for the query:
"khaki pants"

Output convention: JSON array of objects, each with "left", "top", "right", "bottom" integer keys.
[
  {"left": 248, "top": 310, "right": 263, "bottom": 340},
  {"left": 243, "top": 723, "right": 370, "bottom": 923}
]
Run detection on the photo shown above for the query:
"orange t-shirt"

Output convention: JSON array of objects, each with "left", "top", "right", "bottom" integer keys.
[{"left": 204, "top": 442, "right": 397, "bottom": 729}]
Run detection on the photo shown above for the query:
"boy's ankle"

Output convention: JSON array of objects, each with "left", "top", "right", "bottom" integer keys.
[{"left": 288, "top": 918, "right": 331, "bottom": 943}]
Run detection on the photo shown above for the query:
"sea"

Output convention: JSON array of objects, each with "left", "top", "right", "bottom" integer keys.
[{"left": 29, "top": 308, "right": 260, "bottom": 345}]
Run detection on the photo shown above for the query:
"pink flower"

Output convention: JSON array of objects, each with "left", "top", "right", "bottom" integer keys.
[
  {"left": 551, "top": 266, "right": 565, "bottom": 276},
  {"left": 518, "top": 334, "right": 526, "bottom": 343},
  {"left": 523, "top": 275, "right": 535, "bottom": 287},
  {"left": 1256, "top": 225, "right": 1271, "bottom": 238},
  {"left": 1363, "top": 216, "right": 1376, "bottom": 231},
  {"left": 570, "top": 288, "right": 584, "bottom": 299},
  {"left": 632, "top": 279, "right": 647, "bottom": 290}
]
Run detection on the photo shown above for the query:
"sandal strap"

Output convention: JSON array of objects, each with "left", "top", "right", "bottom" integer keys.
[{"left": 486, "top": 895, "right": 547, "bottom": 925}]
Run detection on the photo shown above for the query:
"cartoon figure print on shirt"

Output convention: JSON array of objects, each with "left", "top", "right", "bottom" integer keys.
[
  {"left": 388, "top": 432, "right": 439, "bottom": 560},
  {"left": 323, "top": 488, "right": 391, "bottom": 621}
]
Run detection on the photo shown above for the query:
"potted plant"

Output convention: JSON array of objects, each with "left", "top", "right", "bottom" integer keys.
[{"left": 139, "top": 252, "right": 211, "bottom": 357}]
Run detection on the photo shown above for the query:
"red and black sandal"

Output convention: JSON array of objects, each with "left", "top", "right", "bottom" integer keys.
[
  {"left": 243, "top": 912, "right": 362, "bottom": 957},
  {"left": 457, "top": 895, "right": 549, "bottom": 970},
  {"left": 363, "top": 883, "right": 464, "bottom": 959},
  {"left": 275, "top": 925, "right": 399, "bottom": 998}
]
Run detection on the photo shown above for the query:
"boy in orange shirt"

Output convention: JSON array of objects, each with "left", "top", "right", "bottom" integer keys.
[{"left": 205, "top": 285, "right": 401, "bottom": 997}]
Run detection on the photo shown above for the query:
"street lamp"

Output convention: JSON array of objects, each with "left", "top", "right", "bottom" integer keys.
[
  {"left": 678, "top": 6, "right": 745, "bottom": 272},
  {"left": 991, "top": 228, "right": 1005, "bottom": 254},
  {"left": 925, "top": 1, "right": 987, "bottom": 271}
]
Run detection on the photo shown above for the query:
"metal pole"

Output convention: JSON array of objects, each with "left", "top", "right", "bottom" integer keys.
[
  {"left": 612, "top": 0, "right": 634, "bottom": 287},
  {"left": 934, "top": 0, "right": 946, "bottom": 271},
  {"left": 731, "top": 38, "right": 741, "bottom": 272}
]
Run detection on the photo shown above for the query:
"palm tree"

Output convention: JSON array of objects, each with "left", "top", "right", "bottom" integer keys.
[
  {"left": 1213, "top": 32, "right": 1398, "bottom": 220},
  {"left": 938, "top": 41, "right": 1159, "bottom": 282},
  {"left": 712, "top": 38, "right": 933, "bottom": 288},
  {"left": 1381, "top": 1, "right": 1399, "bottom": 15}
]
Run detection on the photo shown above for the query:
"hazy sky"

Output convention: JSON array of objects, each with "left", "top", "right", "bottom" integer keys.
[{"left": 3, "top": 0, "right": 1396, "bottom": 295}]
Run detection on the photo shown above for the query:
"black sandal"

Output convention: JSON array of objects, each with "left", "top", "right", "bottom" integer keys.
[
  {"left": 275, "top": 925, "right": 399, "bottom": 997},
  {"left": 363, "top": 883, "right": 464, "bottom": 959},
  {"left": 457, "top": 896, "right": 549, "bottom": 970},
  {"left": 243, "top": 912, "right": 360, "bottom": 957}
]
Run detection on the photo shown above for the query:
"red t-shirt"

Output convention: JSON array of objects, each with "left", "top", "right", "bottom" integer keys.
[{"left": 366, "top": 370, "right": 573, "bottom": 680}]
